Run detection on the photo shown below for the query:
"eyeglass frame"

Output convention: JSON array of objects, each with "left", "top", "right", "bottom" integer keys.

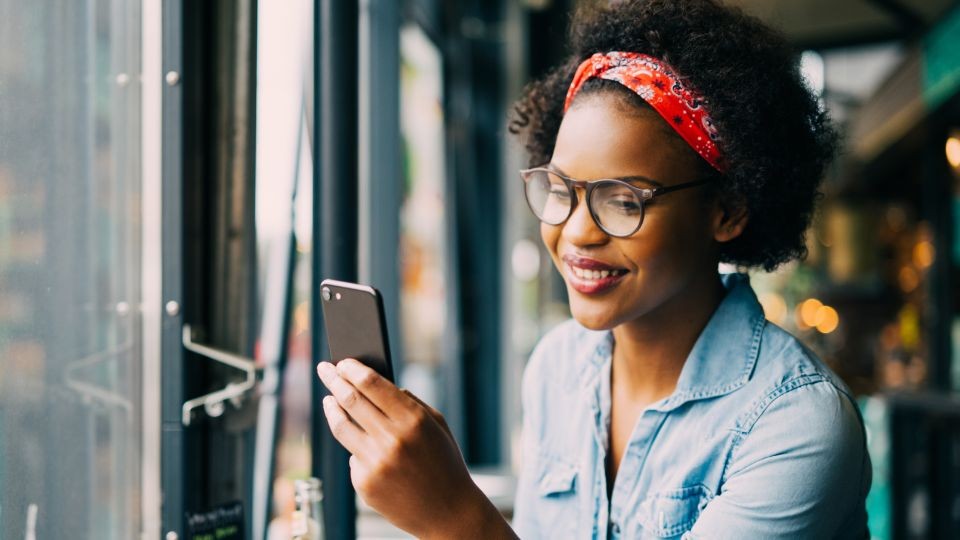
[{"left": 519, "top": 165, "right": 716, "bottom": 238}]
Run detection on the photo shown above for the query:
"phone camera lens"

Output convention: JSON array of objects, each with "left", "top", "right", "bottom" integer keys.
[{"left": 322, "top": 287, "right": 331, "bottom": 301}]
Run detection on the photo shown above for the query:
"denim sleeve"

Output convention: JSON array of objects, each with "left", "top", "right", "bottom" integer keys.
[
  {"left": 684, "top": 378, "right": 871, "bottom": 539},
  {"left": 511, "top": 336, "right": 549, "bottom": 539}
]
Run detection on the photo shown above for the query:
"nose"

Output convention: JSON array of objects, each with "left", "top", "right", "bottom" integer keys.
[{"left": 561, "top": 186, "right": 608, "bottom": 247}]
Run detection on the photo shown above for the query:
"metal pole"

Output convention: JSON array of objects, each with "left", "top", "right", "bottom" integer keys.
[
  {"left": 358, "top": 0, "right": 403, "bottom": 376},
  {"left": 159, "top": 0, "right": 186, "bottom": 535},
  {"left": 313, "top": 0, "right": 359, "bottom": 538}
]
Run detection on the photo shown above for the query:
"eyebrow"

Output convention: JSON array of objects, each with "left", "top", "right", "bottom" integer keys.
[{"left": 547, "top": 163, "right": 664, "bottom": 188}]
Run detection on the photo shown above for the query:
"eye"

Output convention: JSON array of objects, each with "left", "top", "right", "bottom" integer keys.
[{"left": 604, "top": 197, "right": 641, "bottom": 214}]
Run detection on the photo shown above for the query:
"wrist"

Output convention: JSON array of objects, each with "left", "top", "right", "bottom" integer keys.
[{"left": 421, "top": 483, "right": 515, "bottom": 540}]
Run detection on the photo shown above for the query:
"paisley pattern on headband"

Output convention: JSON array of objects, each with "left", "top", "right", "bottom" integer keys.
[{"left": 564, "top": 51, "right": 727, "bottom": 172}]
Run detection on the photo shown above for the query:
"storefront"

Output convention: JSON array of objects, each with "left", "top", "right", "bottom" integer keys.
[
  {"left": 0, "top": 0, "right": 539, "bottom": 538},
  {"left": 4, "top": 0, "right": 959, "bottom": 538},
  {"left": 748, "top": 5, "right": 960, "bottom": 537}
]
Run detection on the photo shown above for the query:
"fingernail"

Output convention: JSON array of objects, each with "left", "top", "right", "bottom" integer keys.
[
  {"left": 336, "top": 358, "right": 355, "bottom": 374},
  {"left": 317, "top": 361, "right": 334, "bottom": 380}
]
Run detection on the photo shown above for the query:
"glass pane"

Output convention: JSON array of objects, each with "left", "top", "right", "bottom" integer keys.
[
  {"left": 0, "top": 0, "right": 142, "bottom": 538},
  {"left": 254, "top": 0, "right": 315, "bottom": 537},
  {"left": 398, "top": 24, "right": 449, "bottom": 404}
]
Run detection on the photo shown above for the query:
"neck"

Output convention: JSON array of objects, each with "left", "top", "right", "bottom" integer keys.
[{"left": 610, "top": 271, "right": 726, "bottom": 403}]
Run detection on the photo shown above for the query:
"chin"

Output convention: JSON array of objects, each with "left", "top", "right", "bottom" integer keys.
[
  {"left": 567, "top": 294, "right": 623, "bottom": 331},
  {"left": 571, "top": 315, "right": 616, "bottom": 331}
]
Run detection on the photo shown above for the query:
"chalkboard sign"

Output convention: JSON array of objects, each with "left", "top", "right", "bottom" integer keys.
[{"left": 184, "top": 501, "right": 244, "bottom": 540}]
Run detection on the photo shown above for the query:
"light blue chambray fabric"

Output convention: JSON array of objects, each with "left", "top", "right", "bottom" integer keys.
[{"left": 512, "top": 273, "right": 871, "bottom": 539}]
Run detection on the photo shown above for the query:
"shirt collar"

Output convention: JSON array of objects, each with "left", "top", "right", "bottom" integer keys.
[{"left": 579, "top": 272, "right": 765, "bottom": 412}]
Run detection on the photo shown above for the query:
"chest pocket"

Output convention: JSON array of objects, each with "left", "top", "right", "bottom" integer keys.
[
  {"left": 635, "top": 484, "right": 712, "bottom": 538},
  {"left": 533, "top": 455, "right": 579, "bottom": 539}
]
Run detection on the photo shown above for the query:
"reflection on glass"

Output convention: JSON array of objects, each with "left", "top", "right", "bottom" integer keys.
[
  {"left": 0, "top": 1, "right": 142, "bottom": 538},
  {"left": 398, "top": 25, "right": 448, "bottom": 405},
  {"left": 255, "top": 0, "right": 315, "bottom": 538}
]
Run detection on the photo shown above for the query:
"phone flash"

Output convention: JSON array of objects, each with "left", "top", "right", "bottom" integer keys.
[{"left": 336, "top": 293, "right": 342, "bottom": 300}]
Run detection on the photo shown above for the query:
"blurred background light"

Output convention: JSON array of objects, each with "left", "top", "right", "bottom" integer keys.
[
  {"left": 946, "top": 135, "right": 960, "bottom": 169},
  {"left": 511, "top": 239, "right": 541, "bottom": 283},
  {"left": 815, "top": 305, "right": 840, "bottom": 334},
  {"left": 799, "top": 298, "right": 824, "bottom": 328},
  {"left": 758, "top": 292, "right": 788, "bottom": 326}
]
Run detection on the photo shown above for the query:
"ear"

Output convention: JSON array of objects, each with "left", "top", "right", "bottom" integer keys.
[{"left": 711, "top": 199, "right": 749, "bottom": 243}]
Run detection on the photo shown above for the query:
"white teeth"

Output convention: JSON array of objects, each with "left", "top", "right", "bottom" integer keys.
[{"left": 568, "top": 263, "right": 623, "bottom": 281}]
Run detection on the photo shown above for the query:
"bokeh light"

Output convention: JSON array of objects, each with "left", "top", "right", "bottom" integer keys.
[
  {"left": 815, "top": 305, "right": 840, "bottom": 334},
  {"left": 946, "top": 136, "right": 960, "bottom": 168},
  {"left": 798, "top": 298, "right": 823, "bottom": 328}
]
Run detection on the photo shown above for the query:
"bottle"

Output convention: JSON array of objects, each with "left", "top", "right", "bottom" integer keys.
[{"left": 291, "top": 478, "right": 325, "bottom": 540}]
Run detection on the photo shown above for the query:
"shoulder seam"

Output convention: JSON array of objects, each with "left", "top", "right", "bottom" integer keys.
[
  {"left": 720, "top": 374, "right": 833, "bottom": 485},
  {"left": 734, "top": 373, "right": 829, "bottom": 434}
]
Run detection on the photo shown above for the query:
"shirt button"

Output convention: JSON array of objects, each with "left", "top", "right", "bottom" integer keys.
[{"left": 611, "top": 523, "right": 621, "bottom": 535}]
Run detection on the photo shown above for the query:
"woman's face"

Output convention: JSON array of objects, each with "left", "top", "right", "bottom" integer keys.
[{"left": 542, "top": 92, "right": 724, "bottom": 330}]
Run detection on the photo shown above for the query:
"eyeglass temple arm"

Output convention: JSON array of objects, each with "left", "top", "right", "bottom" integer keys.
[{"left": 651, "top": 176, "right": 714, "bottom": 195}]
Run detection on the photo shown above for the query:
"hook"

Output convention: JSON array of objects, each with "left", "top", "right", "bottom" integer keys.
[{"left": 180, "top": 324, "right": 258, "bottom": 426}]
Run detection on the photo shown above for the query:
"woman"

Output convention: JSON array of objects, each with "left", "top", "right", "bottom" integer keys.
[{"left": 316, "top": 0, "right": 871, "bottom": 537}]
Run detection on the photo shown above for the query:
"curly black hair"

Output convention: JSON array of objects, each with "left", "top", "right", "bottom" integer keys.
[{"left": 509, "top": 0, "right": 839, "bottom": 271}]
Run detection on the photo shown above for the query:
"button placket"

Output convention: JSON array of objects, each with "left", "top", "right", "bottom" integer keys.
[{"left": 609, "top": 411, "right": 668, "bottom": 527}]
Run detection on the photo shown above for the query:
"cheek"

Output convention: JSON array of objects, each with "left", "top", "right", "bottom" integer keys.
[
  {"left": 627, "top": 208, "right": 711, "bottom": 267},
  {"left": 540, "top": 222, "right": 561, "bottom": 261}
]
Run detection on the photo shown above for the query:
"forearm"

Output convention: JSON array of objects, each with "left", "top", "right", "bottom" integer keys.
[{"left": 421, "top": 486, "right": 518, "bottom": 540}]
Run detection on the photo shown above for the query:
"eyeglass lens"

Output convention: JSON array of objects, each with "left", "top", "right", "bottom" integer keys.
[{"left": 523, "top": 169, "right": 644, "bottom": 236}]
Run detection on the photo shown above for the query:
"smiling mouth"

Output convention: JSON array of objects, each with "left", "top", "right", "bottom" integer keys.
[
  {"left": 561, "top": 256, "right": 629, "bottom": 295},
  {"left": 567, "top": 265, "right": 628, "bottom": 280}
]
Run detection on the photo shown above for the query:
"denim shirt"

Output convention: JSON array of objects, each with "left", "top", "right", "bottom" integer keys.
[{"left": 512, "top": 273, "right": 871, "bottom": 539}]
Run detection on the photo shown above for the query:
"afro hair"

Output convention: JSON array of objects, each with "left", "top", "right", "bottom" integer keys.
[{"left": 509, "top": 0, "right": 839, "bottom": 271}]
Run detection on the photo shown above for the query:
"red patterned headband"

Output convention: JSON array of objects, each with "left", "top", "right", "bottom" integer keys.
[{"left": 564, "top": 51, "right": 727, "bottom": 173}]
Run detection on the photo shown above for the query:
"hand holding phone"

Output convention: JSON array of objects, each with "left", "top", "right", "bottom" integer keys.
[
  {"left": 319, "top": 278, "right": 395, "bottom": 383},
  {"left": 315, "top": 360, "right": 504, "bottom": 539}
]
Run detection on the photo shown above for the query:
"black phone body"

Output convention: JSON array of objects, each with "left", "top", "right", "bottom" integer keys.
[{"left": 319, "top": 278, "right": 395, "bottom": 383}]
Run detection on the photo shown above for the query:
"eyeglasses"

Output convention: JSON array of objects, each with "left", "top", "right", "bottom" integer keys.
[{"left": 519, "top": 166, "right": 714, "bottom": 237}]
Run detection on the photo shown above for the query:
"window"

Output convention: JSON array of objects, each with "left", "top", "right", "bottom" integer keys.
[{"left": 0, "top": 1, "right": 144, "bottom": 538}]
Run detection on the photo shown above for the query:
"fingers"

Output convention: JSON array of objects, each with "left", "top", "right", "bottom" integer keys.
[
  {"left": 317, "top": 361, "right": 390, "bottom": 437},
  {"left": 335, "top": 358, "right": 416, "bottom": 420},
  {"left": 321, "top": 395, "right": 370, "bottom": 457},
  {"left": 402, "top": 388, "right": 438, "bottom": 416},
  {"left": 402, "top": 389, "right": 455, "bottom": 441}
]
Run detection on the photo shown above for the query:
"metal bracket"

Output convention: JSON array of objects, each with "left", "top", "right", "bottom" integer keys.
[{"left": 181, "top": 324, "right": 258, "bottom": 426}]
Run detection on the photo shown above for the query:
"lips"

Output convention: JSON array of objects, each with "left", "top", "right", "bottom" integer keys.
[{"left": 561, "top": 254, "right": 628, "bottom": 295}]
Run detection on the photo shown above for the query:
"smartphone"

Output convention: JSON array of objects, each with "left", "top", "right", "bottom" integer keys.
[{"left": 319, "top": 278, "right": 395, "bottom": 383}]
